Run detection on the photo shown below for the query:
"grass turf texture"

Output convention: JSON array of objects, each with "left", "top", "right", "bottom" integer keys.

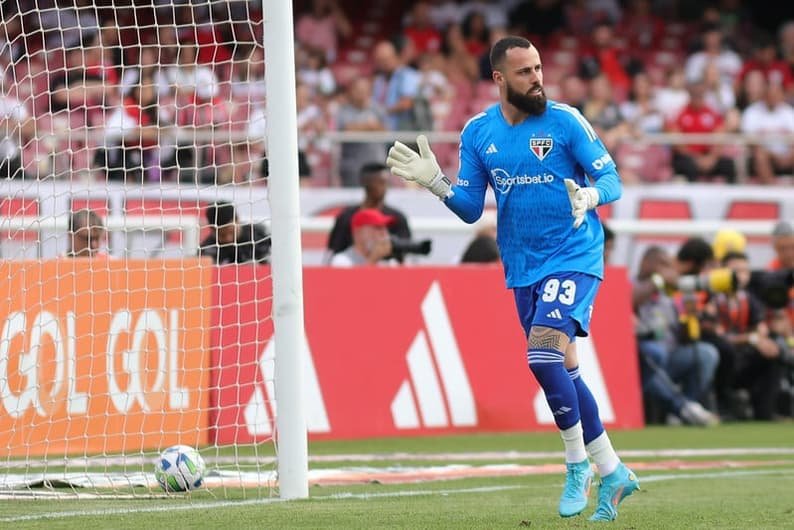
[{"left": 1, "top": 422, "right": 793, "bottom": 529}]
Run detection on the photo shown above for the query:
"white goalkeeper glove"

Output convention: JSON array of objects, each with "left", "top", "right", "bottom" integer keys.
[
  {"left": 564, "top": 178, "right": 599, "bottom": 229},
  {"left": 386, "top": 134, "right": 452, "bottom": 199}
]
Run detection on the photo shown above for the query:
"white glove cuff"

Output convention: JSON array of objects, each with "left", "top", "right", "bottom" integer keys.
[
  {"left": 584, "top": 187, "right": 600, "bottom": 209},
  {"left": 427, "top": 172, "right": 452, "bottom": 199}
]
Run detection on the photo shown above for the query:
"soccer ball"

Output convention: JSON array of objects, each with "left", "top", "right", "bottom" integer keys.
[{"left": 154, "top": 444, "right": 206, "bottom": 492}]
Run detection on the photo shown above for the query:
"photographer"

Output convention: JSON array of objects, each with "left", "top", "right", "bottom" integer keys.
[
  {"left": 633, "top": 246, "right": 720, "bottom": 425},
  {"left": 329, "top": 208, "right": 398, "bottom": 267},
  {"left": 327, "top": 162, "right": 431, "bottom": 263},
  {"left": 703, "top": 252, "right": 784, "bottom": 420}
]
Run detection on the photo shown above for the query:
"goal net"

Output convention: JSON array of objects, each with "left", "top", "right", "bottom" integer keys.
[{"left": 0, "top": 1, "right": 304, "bottom": 499}]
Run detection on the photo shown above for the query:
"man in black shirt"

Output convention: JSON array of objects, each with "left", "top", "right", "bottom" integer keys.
[
  {"left": 200, "top": 201, "right": 270, "bottom": 264},
  {"left": 326, "top": 162, "right": 412, "bottom": 263}
]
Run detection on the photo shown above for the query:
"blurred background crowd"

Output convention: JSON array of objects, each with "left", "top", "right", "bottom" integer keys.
[{"left": 1, "top": 0, "right": 794, "bottom": 186}]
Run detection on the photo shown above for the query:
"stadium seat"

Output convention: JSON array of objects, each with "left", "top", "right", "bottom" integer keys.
[
  {"left": 725, "top": 200, "right": 780, "bottom": 244},
  {"left": 70, "top": 198, "right": 109, "bottom": 217},
  {"left": 638, "top": 199, "right": 692, "bottom": 219}
]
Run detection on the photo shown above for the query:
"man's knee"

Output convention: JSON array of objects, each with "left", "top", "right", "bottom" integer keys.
[{"left": 528, "top": 326, "right": 571, "bottom": 352}]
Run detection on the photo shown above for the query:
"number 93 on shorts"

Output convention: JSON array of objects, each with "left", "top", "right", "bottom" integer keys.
[{"left": 513, "top": 272, "right": 601, "bottom": 339}]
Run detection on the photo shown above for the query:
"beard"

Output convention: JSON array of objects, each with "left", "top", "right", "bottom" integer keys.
[{"left": 506, "top": 81, "right": 547, "bottom": 116}]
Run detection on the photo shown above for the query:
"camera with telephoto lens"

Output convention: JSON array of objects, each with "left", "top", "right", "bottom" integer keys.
[
  {"left": 390, "top": 237, "right": 432, "bottom": 256},
  {"left": 677, "top": 268, "right": 793, "bottom": 309},
  {"left": 676, "top": 268, "right": 737, "bottom": 295}
]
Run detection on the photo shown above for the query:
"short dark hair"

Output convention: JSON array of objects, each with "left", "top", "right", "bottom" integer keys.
[
  {"left": 359, "top": 162, "right": 389, "bottom": 186},
  {"left": 490, "top": 36, "right": 532, "bottom": 71},
  {"left": 677, "top": 237, "right": 714, "bottom": 269},
  {"left": 206, "top": 201, "right": 236, "bottom": 226},
  {"left": 69, "top": 209, "right": 103, "bottom": 234}
]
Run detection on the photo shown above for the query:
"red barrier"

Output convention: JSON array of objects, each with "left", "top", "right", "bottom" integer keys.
[{"left": 211, "top": 266, "right": 642, "bottom": 444}]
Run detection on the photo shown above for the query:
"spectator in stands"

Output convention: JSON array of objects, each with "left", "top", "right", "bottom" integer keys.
[
  {"left": 779, "top": 21, "right": 794, "bottom": 96},
  {"left": 441, "top": 23, "right": 479, "bottom": 83},
  {"left": 402, "top": 1, "right": 443, "bottom": 63},
  {"left": 326, "top": 162, "right": 412, "bottom": 263},
  {"left": 295, "top": 0, "right": 351, "bottom": 63},
  {"left": 329, "top": 208, "right": 398, "bottom": 267},
  {"left": 508, "top": 0, "right": 565, "bottom": 38},
  {"left": 460, "top": 210, "right": 499, "bottom": 264},
  {"left": 371, "top": 40, "right": 423, "bottom": 131},
  {"left": 33, "top": 0, "right": 99, "bottom": 51},
  {"left": 735, "top": 69, "right": 767, "bottom": 111},
  {"left": 229, "top": 45, "right": 266, "bottom": 104},
  {"left": 297, "top": 47, "right": 336, "bottom": 97},
  {"left": 736, "top": 34, "right": 793, "bottom": 99},
  {"left": 168, "top": 41, "right": 220, "bottom": 109},
  {"left": 200, "top": 201, "right": 270, "bottom": 265},
  {"left": 121, "top": 45, "right": 169, "bottom": 98},
  {"left": 98, "top": 73, "right": 172, "bottom": 182},
  {"left": 50, "top": 44, "right": 112, "bottom": 115},
  {"left": 668, "top": 79, "right": 737, "bottom": 183},
  {"left": 633, "top": 246, "right": 720, "bottom": 425},
  {"left": 559, "top": 74, "right": 588, "bottom": 113},
  {"left": 769, "top": 221, "right": 794, "bottom": 271},
  {"left": 295, "top": 81, "right": 327, "bottom": 181},
  {"left": 620, "top": 71, "right": 665, "bottom": 135},
  {"left": 578, "top": 21, "right": 640, "bottom": 98},
  {"left": 67, "top": 209, "right": 107, "bottom": 258},
  {"left": 704, "top": 251, "right": 784, "bottom": 420},
  {"left": 684, "top": 22, "right": 742, "bottom": 91},
  {"left": 702, "top": 61, "right": 737, "bottom": 117},
  {"left": 617, "top": 0, "right": 664, "bottom": 50},
  {"left": 582, "top": 74, "right": 630, "bottom": 152},
  {"left": 460, "top": 11, "right": 490, "bottom": 59},
  {"left": 654, "top": 65, "right": 690, "bottom": 122},
  {"left": 740, "top": 81, "right": 794, "bottom": 184},
  {"left": 0, "top": 79, "right": 33, "bottom": 179},
  {"left": 336, "top": 78, "right": 388, "bottom": 187},
  {"left": 676, "top": 236, "right": 717, "bottom": 276}
]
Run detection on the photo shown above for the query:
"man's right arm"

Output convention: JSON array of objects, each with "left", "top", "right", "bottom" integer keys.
[{"left": 444, "top": 118, "right": 490, "bottom": 224}]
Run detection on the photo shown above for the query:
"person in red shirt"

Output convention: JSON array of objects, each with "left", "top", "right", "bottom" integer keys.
[
  {"left": 402, "top": 1, "right": 442, "bottom": 62},
  {"left": 668, "top": 80, "right": 737, "bottom": 182},
  {"left": 736, "top": 36, "right": 794, "bottom": 97}
]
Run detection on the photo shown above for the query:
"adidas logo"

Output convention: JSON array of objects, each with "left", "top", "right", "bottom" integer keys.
[
  {"left": 553, "top": 406, "right": 572, "bottom": 416},
  {"left": 485, "top": 143, "right": 498, "bottom": 154},
  {"left": 391, "top": 282, "right": 478, "bottom": 429},
  {"left": 546, "top": 308, "right": 563, "bottom": 320},
  {"left": 244, "top": 333, "right": 331, "bottom": 436}
]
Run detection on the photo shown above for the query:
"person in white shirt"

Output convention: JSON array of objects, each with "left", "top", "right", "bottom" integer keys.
[
  {"left": 684, "top": 23, "right": 742, "bottom": 90},
  {"left": 329, "top": 208, "right": 398, "bottom": 267},
  {"left": 0, "top": 89, "right": 31, "bottom": 179},
  {"left": 740, "top": 81, "right": 794, "bottom": 184}
]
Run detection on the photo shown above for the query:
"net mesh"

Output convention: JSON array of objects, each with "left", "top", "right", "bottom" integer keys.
[{"left": 0, "top": 1, "right": 279, "bottom": 498}]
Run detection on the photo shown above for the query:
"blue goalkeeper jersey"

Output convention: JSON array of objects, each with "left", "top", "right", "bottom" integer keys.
[{"left": 445, "top": 100, "right": 622, "bottom": 288}]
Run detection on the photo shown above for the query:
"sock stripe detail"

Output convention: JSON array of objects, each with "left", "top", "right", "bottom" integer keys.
[
  {"left": 567, "top": 367, "right": 581, "bottom": 380},
  {"left": 527, "top": 349, "right": 565, "bottom": 365}
]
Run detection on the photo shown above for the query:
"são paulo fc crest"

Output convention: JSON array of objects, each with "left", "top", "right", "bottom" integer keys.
[{"left": 530, "top": 137, "right": 553, "bottom": 161}]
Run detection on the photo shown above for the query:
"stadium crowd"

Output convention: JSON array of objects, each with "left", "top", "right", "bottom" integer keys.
[{"left": 0, "top": 1, "right": 793, "bottom": 185}]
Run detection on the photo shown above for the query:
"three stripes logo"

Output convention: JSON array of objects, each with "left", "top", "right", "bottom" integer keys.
[
  {"left": 244, "top": 333, "right": 331, "bottom": 436},
  {"left": 485, "top": 143, "right": 498, "bottom": 154},
  {"left": 391, "top": 282, "right": 478, "bottom": 429},
  {"left": 546, "top": 308, "right": 563, "bottom": 320}
]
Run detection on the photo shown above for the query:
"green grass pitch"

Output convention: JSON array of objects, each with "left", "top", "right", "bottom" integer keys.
[{"left": 1, "top": 422, "right": 793, "bottom": 529}]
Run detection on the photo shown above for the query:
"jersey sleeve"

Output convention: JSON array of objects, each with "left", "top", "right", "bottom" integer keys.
[
  {"left": 444, "top": 115, "right": 489, "bottom": 223},
  {"left": 558, "top": 104, "right": 622, "bottom": 205}
]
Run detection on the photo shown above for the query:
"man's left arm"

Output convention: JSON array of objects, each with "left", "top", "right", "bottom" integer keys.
[{"left": 560, "top": 106, "right": 622, "bottom": 227}]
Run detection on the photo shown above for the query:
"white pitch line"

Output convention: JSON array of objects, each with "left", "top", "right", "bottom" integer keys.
[
  {"left": 2, "top": 468, "right": 793, "bottom": 524},
  {"left": 7, "top": 447, "right": 794, "bottom": 469},
  {"left": 0, "top": 485, "right": 520, "bottom": 524}
]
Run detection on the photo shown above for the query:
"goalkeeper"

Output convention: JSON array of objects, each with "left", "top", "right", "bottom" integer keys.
[{"left": 387, "top": 36, "right": 637, "bottom": 522}]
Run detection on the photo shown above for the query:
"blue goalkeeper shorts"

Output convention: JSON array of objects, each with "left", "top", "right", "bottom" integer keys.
[{"left": 513, "top": 272, "right": 601, "bottom": 339}]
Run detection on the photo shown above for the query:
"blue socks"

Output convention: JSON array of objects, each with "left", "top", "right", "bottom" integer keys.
[
  {"left": 528, "top": 349, "right": 580, "bottom": 430},
  {"left": 567, "top": 367, "right": 605, "bottom": 444}
]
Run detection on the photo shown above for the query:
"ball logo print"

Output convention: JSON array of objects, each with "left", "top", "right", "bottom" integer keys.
[{"left": 154, "top": 444, "right": 206, "bottom": 493}]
